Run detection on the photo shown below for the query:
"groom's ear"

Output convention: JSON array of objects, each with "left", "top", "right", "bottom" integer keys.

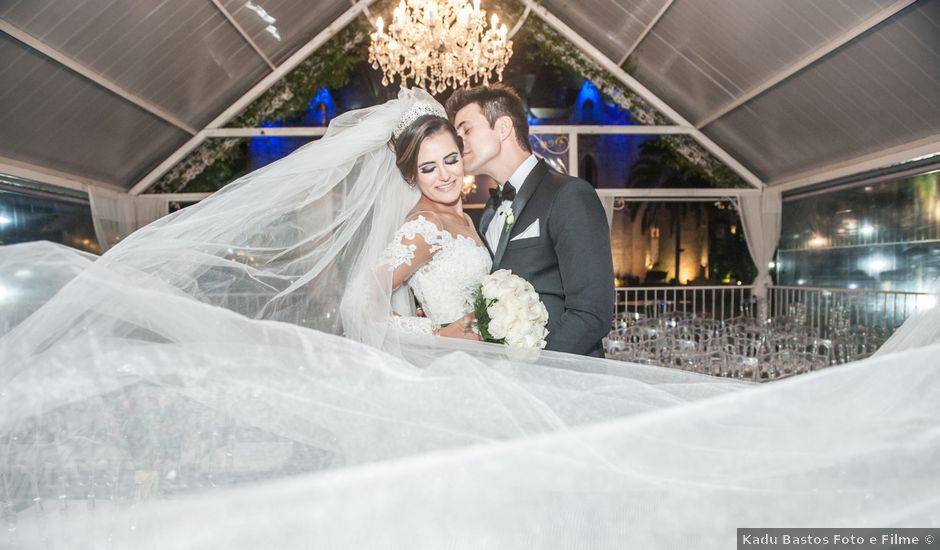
[{"left": 495, "top": 115, "right": 514, "bottom": 142}]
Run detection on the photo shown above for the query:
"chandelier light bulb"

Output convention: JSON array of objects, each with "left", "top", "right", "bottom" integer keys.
[{"left": 369, "top": 0, "right": 514, "bottom": 92}]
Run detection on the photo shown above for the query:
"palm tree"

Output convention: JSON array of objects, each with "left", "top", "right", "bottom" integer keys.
[{"left": 625, "top": 138, "right": 710, "bottom": 284}]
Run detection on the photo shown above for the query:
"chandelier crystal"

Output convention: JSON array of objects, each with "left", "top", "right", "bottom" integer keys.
[{"left": 369, "top": 0, "right": 514, "bottom": 93}]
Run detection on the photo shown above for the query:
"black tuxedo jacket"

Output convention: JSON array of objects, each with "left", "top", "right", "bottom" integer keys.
[{"left": 480, "top": 159, "right": 614, "bottom": 357}]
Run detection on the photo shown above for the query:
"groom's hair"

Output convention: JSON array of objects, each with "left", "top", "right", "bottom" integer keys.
[{"left": 445, "top": 84, "right": 532, "bottom": 153}]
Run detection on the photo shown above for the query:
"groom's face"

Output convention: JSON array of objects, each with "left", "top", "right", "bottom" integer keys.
[{"left": 453, "top": 104, "right": 500, "bottom": 175}]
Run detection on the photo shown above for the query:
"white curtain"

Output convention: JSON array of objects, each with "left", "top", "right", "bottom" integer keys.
[
  {"left": 88, "top": 188, "right": 169, "bottom": 252},
  {"left": 738, "top": 188, "right": 782, "bottom": 319}
]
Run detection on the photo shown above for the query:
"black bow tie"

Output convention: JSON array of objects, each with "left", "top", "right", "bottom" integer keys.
[{"left": 490, "top": 183, "right": 516, "bottom": 203}]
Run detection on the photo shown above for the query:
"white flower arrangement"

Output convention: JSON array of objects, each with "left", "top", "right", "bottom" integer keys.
[{"left": 473, "top": 269, "right": 549, "bottom": 350}]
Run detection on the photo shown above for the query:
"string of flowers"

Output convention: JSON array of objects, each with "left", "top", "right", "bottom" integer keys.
[
  {"left": 153, "top": 22, "right": 369, "bottom": 193},
  {"left": 520, "top": 17, "right": 745, "bottom": 188}
]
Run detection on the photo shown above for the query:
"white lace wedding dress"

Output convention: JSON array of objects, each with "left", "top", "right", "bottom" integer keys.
[{"left": 383, "top": 214, "right": 492, "bottom": 335}]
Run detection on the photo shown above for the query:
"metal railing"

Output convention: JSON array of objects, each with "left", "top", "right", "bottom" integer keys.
[
  {"left": 614, "top": 285, "right": 931, "bottom": 334},
  {"left": 614, "top": 285, "right": 754, "bottom": 322},
  {"left": 608, "top": 284, "right": 933, "bottom": 379},
  {"left": 768, "top": 285, "right": 932, "bottom": 339}
]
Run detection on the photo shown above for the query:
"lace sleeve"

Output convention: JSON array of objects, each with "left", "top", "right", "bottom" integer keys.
[
  {"left": 387, "top": 315, "right": 435, "bottom": 335},
  {"left": 380, "top": 214, "right": 448, "bottom": 336},
  {"left": 380, "top": 213, "right": 446, "bottom": 290}
]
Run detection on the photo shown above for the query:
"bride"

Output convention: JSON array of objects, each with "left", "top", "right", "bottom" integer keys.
[
  {"left": 381, "top": 107, "right": 485, "bottom": 340},
  {"left": 1, "top": 90, "right": 938, "bottom": 549}
]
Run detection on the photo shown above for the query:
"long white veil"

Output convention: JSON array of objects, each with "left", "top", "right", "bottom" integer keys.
[{"left": 1, "top": 89, "right": 938, "bottom": 549}]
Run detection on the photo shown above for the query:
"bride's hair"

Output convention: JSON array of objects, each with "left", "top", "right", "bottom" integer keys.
[{"left": 393, "top": 115, "right": 463, "bottom": 185}]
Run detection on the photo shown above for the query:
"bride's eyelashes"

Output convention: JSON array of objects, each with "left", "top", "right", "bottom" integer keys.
[{"left": 419, "top": 154, "right": 461, "bottom": 174}]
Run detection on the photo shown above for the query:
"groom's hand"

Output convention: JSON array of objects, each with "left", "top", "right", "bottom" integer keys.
[{"left": 437, "top": 313, "right": 480, "bottom": 340}]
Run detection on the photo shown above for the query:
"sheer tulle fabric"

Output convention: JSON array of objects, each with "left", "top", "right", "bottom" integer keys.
[
  {"left": 874, "top": 280, "right": 940, "bottom": 356},
  {"left": 1, "top": 89, "right": 939, "bottom": 548}
]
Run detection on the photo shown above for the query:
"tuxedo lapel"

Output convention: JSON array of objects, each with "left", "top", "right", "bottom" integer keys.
[
  {"left": 508, "top": 159, "right": 549, "bottom": 227},
  {"left": 478, "top": 197, "right": 497, "bottom": 258},
  {"left": 493, "top": 160, "right": 549, "bottom": 268}
]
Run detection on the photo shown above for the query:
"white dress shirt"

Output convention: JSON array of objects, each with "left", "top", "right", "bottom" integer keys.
[{"left": 486, "top": 154, "right": 538, "bottom": 250}]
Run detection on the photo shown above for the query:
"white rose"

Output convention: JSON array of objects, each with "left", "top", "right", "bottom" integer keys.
[
  {"left": 487, "top": 302, "right": 512, "bottom": 338},
  {"left": 511, "top": 276, "right": 530, "bottom": 294},
  {"left": 482, "top": 270, "right": 510, "bottom": 300},
  {"left": 488, "top": 318, "right": 508, "bottom": 339},
  {"left": 522, "top": 333, "right": 540, "bottom": 349},
  {"left": 494, "top": 284, "right": 518, "bottom": 304},
  {"left": 481, "top": 279, "right": 499, "bottom": 301},
  {"left": 491, "top": 269, "right": 512, "bottom": 283},
  {"left": 536, "top": 302, "right": 549, "bottom": 324},
  {"left": 505, "top": 319, "right": 526, "bottom": 341},
  {"left": 518, "top": 278, "right": 535, "bottom": 294}
]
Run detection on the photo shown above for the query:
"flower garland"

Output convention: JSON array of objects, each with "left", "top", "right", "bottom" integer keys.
[
  {"left": 153, "top": 22, "right": 369, "bottom": 193},
  {"left": 519, "top": 17, "right": 745, "bottom": 188}
]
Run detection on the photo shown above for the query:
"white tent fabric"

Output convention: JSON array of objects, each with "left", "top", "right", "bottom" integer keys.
[
  {"left": 737, "top": 188, "right": 782, "bottom": 319},
  {"left": 88, "top": 188, "right": 169, "bottom": 252}
]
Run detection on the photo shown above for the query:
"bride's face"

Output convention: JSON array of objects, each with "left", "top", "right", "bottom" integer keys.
[{"left": 414, "top": 131, "right": 465, "bottom": 204}]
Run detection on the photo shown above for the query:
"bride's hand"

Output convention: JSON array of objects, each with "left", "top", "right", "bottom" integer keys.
[{"left": 436, "top": 313, "right": 480, "bottom": 340}]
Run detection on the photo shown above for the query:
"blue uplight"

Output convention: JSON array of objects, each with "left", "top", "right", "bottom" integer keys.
[
  {"left": 572, "top": 80, "right": 631, "bottom": 125},
  {"left": 303, "top": 87, "right": 336, "bottom": 126},
  {"left": 251, "top": 88, "right": 337, "bottom": 169}
]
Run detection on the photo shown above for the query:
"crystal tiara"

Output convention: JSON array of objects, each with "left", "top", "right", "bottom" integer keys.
[{"left": 392, "top": 101, "right": 448, "bottom": 139}]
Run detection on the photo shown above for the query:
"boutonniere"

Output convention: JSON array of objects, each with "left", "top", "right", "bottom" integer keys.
[{"left": 496, "top": 203, "right": 515, "bottom": 234}]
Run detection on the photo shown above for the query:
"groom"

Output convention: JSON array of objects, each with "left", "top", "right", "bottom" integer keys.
[{"left": 446, "top": 85, "right": 614, "bottom": 357}]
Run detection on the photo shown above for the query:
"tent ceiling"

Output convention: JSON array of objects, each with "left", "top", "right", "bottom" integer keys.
[
  {"left": 1, "top": 0, "right": 937, "bottom": 192},
  {"left": 0, "top": 33, "right": 188, "bottom": 186},
  {"left": 547, "top": 0, "right": 940, "bottom": 185},
  {"left": 703, "top": 1, "right": 940, "bottom": 183}
]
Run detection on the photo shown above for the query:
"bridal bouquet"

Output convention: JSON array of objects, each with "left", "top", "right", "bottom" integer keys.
[{"left": 473, "top": 269, "right": 549, "bottom": 350}]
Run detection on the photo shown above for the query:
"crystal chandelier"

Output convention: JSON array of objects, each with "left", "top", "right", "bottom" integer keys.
[{"left": 369, "top": 0, "right": 514, "bottom": 93}]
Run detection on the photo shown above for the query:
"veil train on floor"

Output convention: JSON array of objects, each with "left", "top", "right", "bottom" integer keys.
[{"left": 1, "top": 89, "right": 938, "bottom": 549}]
